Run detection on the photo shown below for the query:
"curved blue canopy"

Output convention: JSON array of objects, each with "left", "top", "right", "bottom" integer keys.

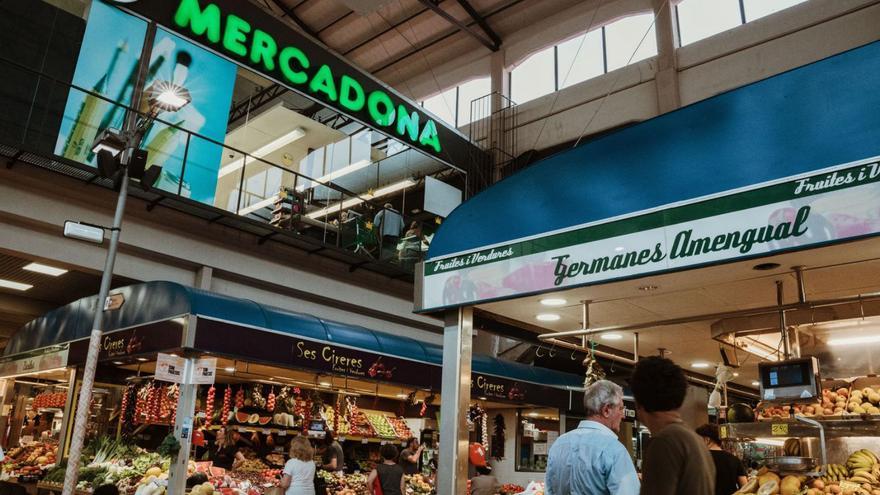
[
  {"left": 5, "top": 281, "right": 581, "bottom": 388},
  {"left": 429, "top": 40, "right": 880, "bottom": 258}
]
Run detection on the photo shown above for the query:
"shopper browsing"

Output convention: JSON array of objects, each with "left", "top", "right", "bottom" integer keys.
[
  {"left": 399, "top": 437, "right": 423, "bottom": 475},
  {"left": 630, "top": 356, "right": 715, "bottom": 495},
  {"left": 545, "top": 380, "right": 640, "bottom": 495},
  {"left": 280, "top": 437, "right": 316, "bottom": 495},
  {"left": 321, "top": 431, "right": 345, "bottom": 475},
  {"left": 696, "top": 423, "right": 748, "bottom": 495},
  {"left": 470, "top": 465, "right": 501, "bottom": 495},
  {"left": 367, "top": 444, "right": 405, "bottom": 495}
]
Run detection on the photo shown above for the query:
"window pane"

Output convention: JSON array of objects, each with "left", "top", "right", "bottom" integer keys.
[
  {"left": 557, "top": 29, "right": 604, "bottom": 89},
  {"left": 605, "top": 13, "right": 658, "bottom": 72},
  {"left": 743, "top": 0, "right": 806, "bottom": 22},
  {"left": 423, "top": 87, "right": 457, "bottom": 127},
  {"left": 457, "top": 77, "right": 491, "bottom": 125},
  {"left": 510, "top": 46, "right": 555, "bottom": 105},
  {"left": 676, "top": 0, "right": 742, "bottom": 46}
]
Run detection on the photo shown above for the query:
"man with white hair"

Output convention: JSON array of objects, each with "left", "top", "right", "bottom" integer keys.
[{"left": 545, "top": 380, "right": 639, "bottom": 495}]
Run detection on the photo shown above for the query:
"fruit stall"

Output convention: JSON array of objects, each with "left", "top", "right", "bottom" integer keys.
[
  {"left": 721, "top": 373, "right": 880, "bottom": 495},
  {"left": 0, "top": 282, "right": 585, "bottom": 495}
]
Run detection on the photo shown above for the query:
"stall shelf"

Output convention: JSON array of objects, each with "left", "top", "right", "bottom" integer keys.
[{"left": 724, "top": 419, "right": 880, "bottom": 439}]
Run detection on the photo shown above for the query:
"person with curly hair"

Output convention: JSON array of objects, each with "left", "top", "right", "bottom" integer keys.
[{"left": 630, "top": 356, "right": 714, "bottom": 495}]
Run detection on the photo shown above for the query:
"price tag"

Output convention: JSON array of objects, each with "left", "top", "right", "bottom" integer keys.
[
  {"left": 339, "top": 436, "right": 346, "bottom": 442},
  {"left": 719, "top": 425, "right": 728, "bottom": 439},
  {"left": 278, "top": 431, "right": 287, "bottom": 436},
  {"left": 771, "top": 423, "right": 789, "bottom": 436},
  {"left": 262, "top": 429, "right": 271, "bottom": 435},
  {"left": 362, "top": 438, "right": 368, "bottom": 444},
  {"left": 380, "top": 440, "right": 387, "bottom": 445}
]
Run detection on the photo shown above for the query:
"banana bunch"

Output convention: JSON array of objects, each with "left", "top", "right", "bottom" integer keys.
[
  {"left": 819, "top": 463, "right": 850, "bottom": 483},
  {"left": 784, "top": 438, "right": 801, "bottom": 456},
  {"left": 848, "top": 449, "right": 880, "bottom": 485}
]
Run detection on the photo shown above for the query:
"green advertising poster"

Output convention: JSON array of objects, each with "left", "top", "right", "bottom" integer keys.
[{"left": 55, "top": 0, "right": 236, "bottom": 204}]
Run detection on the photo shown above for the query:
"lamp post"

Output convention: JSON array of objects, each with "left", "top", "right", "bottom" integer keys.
[{"left": 61, "top": 81, "right": 191, "bottom": 495}]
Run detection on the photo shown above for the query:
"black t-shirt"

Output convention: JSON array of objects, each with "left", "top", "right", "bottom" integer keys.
[
  {"left": 209, "top": 444, "right": 238, "bottom": 470},
  {"left": 322, "top": 441, "right": 345, "bottom": 472},
  {"left": 710, "top": 449, "right": 746, "bottom": 495},
  {"left": 376, "top": 463, "right": 404, "bottom": 495}
]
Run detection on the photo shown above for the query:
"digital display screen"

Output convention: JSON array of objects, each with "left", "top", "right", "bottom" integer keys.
[
  {"left": 766, "top": 363, "right": 810, "bottom": 387},
  {"left": 759, "top": 357, "right": 820, "bottom": 402},
  {"left": 309, "top": 420, "right": 325, "bottom": 432}
]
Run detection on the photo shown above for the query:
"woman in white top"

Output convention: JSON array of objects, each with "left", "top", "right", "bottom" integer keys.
[{"left": 280, "top": 437, "right": 316, "bottom": 495}]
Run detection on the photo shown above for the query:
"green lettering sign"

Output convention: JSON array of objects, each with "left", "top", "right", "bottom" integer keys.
[
  {"left": 396, "top": 105, "right": 419, "bottom": 142},
  {"left": 368, "top": 91, "right": 395, "bottom": 127},
  {"left": 173, "top": 0, "right": 221, "bottom": 43},
  {"left": 419, "top": 120, "right": 441, "bottom": 152},
  {"left": 309, "top": 65, "right": 338, "bottom": 102},
  {"left": 223, "top": 14, "right": 251, "bottom": 57},
  {"left": 250, "top": 29, "right": 278, "bottom": 71},
  {"left": 339, "top": 75, "right": 365, "bottom": 112},
  {"left": 279, "top": 46, "right": 309, "bottom": 85}
]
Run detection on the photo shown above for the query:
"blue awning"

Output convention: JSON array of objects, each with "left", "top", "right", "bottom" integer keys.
[
  {"left": 428, "top": 40, "right": 880, "bottom": 258},
  {"left": 5, "top": 281, "right": 581, "bottom": 389}
]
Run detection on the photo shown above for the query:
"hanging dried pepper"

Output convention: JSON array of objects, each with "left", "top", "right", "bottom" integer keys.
[
  {"left": 221, "top": 386, "right": 232, "bottom": 426},
  {"left": 205, "top": 385, "right": 216, "bottom": 428},
  {"left": 235, "top": 386, "right": 245, "bottom": 409}
]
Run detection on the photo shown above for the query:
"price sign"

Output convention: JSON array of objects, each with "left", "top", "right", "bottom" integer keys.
[
  {"left": 719, "top": 425, "right": 729, "bottom": 439},
  {"left": 262, "top": 429, "right": 271, "bottom": 435},
  {"left": 339, "top": 436, "right": 346, "bottom": 442},
  {"left": 380, "top": 440, "right": 387, "bottom": 445},
  {"left": 771, "top": 423, "right": 789, "bottom": 436},
  {"left": 278, "top": 431, "right": 287, "bottom": 436},
  {"left": 362, "top": 438, "right": 369, "bottom": 444}
]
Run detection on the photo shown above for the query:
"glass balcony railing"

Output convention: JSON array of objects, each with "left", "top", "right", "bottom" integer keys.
[{"left": 1, "top": 56, "right": 438, "bottom": 275}]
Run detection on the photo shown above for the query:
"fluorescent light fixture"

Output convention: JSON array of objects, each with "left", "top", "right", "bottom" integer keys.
[
  {"left": 306, "top": 178, "right": 417, "bottom": 219},
  {"left": 827, "top": 335, "right": 880, "bottom": 346},
  {"left": 733, "top": 372, "right": 740, "bottom": 377},
  {"left": 539, "top": 298, "right": 566, "bottom": 307},
  {"left": 536, "top": 313, "right": 561, "bottom": 322},
  {"left": 112, "top": 361, "right": 124, "bottom": 365},
  {"left": 224, "top": 367, "right": 236, "bottom": 372},
  {"left": 754, "top": 438, "right": 786, "bottom": 446},
  {"left": 752, "top": 381, "right": 760, "bottom": 386},
  {"left": 691, "top": 362, "right": 710, "bottom": 369},
  {"left": 396, "top": 393, "right": 409, "bottom": 399},
  {"left": 136, "top": 357, "right": 148, "bottom": 362},
  {"left": 478, "top": 396, "right": 488, "bottom": 401},
  {"left": 319, "top": 381, "right": 332, "bottom": 387},
  {"left": 64, "top": 221, "right": 104, "bottom": 244},
  {"left": 24, "top": 263, "right": 68, "bottom": 276},
  {"left": 218, "top": 127, "right": 306, "bottom": 178},
  {"left": 90, "top": 128, "right": 125, "bottom": 156},
  {"left": 297, "top": 159, "right": 372, "bottom": 191},
  {"left": 601, "top": 333, "right": 623, "bottom": 341},
  {"left": 238, "top": 194, "right": 280, "bottom": 216},
  {"left": 528, "top": 412, "right": 539, "bottom": 417},
  {"left": 0, "top": 279, "right": 32, "bottom": 291}
]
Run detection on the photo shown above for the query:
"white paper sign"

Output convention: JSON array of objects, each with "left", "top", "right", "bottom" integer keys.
[
  {"left": 533, "top": 442, "right": 548, "bottom": 455},
  {"left": 193, "top": 358, "right": 217, "bottom": 385},
  {"left": 155, "top": 353, "right": 185, "bottom": 384},
  {"left": 546, "top": 431, "right": 559, "bottom": 447}
]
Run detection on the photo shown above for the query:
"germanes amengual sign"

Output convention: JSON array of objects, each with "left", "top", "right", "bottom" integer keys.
[{"left": 419, "top": 157, "right": 880, "bottom": 310}]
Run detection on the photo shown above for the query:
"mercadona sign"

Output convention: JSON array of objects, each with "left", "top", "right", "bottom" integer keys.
[
  {"left": 116, "top": 0, "right": 477, "bottom": 168},
  {"left": 418, "top": 155, "right": 880, "bottom": 311}
]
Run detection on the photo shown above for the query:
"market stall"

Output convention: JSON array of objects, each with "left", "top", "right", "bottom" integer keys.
[{"left": 0, "top": 281, "right": 584, "bottom": 495}]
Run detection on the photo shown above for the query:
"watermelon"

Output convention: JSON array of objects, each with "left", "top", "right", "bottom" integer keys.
[
  {"left": 235, "top": 411, "right": 249, "bottom": 423},
  {"left": 728, "top": 403, "right": 755, "bottom": 423},
  {"left": 258, "top": 416, "right": 271, "bottom": 425}
]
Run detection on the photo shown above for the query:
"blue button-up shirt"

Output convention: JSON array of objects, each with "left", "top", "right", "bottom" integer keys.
[{"left": 546, "top": 420, "right": 640, "bottom": 495}]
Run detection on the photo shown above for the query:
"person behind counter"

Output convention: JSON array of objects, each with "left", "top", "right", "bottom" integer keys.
[
  {"left": 368, "top": 444, "right": 405, "bottom": 495},
  {"left": 470, "top": 465, "right": 501, "bottom": 495},
  {"left": 696, "top": 423, "right": 747, "bottom": 495},
  {"left": 399, "top": 437, "right": 424, "bottom": 475},
  {"left": 208, "top": 427, "right": 244, "bottom": 470},
  {"left": 321, "top": 430, "right": 345, "bottom": 474},
  {"left": 280, "top": 437, "right": 316, "bottom": 495}
]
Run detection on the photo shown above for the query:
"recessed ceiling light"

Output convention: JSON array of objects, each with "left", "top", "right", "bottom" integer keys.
[
  {"left": 112, "top": 361, "right": 124, "bottom": 365},
  {"left": 753, "top": 262, "right": 781, "bottom": 271},
  {"left": 733, "top": 372, "right": 739, "bottom": 377},
  {"left": 752, "top": 381, "right": 760, "bottom": 386},
  {"left": 478, "top": 396, "right": 487, "bottom": 400},
  {"left": 536, "top": 313, "right": 561, "bottom": 322},
  {"left": 637, "top": 285, "right": 658, "bottom": 291},
  {"left": 601, "top": 333, "right": 623, "bottom": 341},
  {"left": 691, "top": 362, "right": 710, "bottom": 369},
  {"left": 828, "top": 335, "right": 880, "bottom": 346},
  {"left": 539, "top": 298, "right": 567, "bottom": 307},
  {"left": 0, "top": 279, "right": 32, "bottom": 291},
  {"left": 136, "top": 358, "right": 148, "bottom": 362},
  {"left": 23, "top": 263, "right": 68, "bottom": 276},
  {"left": 224, "top": 367, "right": 236, "bottom": 372}
]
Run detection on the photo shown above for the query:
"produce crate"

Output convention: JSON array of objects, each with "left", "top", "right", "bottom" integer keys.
[
  {"left": 849, "top": 376, "right": 880, "bottom": 418},
  {"left": 819, "top": 379, "right": 852, "bottom": 418}
]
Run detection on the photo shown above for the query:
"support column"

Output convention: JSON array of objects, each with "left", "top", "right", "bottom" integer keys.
[
  {"left": 653, "top": 0, "right": 681, "bottom": 114},
  {"left": 437, "top": 307, "right": 473, "bottom": 495},
  {"left": 194, "top": 266, "right": 213, "bottom": 290},
  {"left": 168, "top": 358, "right": 198, "bottom": 495},
  {"left": 489, "top": 49, "right": 511, "bottom": 184}
]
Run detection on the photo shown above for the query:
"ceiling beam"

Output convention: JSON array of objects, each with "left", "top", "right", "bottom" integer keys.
[
  {"left": 415, "top": 0, "right": 500, "bottom": 52},
  {"left": 343, "top": 5, "right": 433, "bottom": 56},
  {"left": 455, "top": 0, "right": 502, "bottom": 49},
  {"left": 269, "top": 0, "right": 322, "bottom": 42}
]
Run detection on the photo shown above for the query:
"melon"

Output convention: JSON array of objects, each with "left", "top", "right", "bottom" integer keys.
[
  {"left": 258, "top": 416, "right": 271, "bottom": 425},
  {"left": 145, "top": 467, "right": 163, "bottom": 478},
  {"left": 728, "top": 403, "right": 755, "bottom": 423},
  {"left": 248, "top": 413, "right": 259, "bottom": 424},
  {"left": 235, "top": 411, "right": 249, "bottom": 423}
]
